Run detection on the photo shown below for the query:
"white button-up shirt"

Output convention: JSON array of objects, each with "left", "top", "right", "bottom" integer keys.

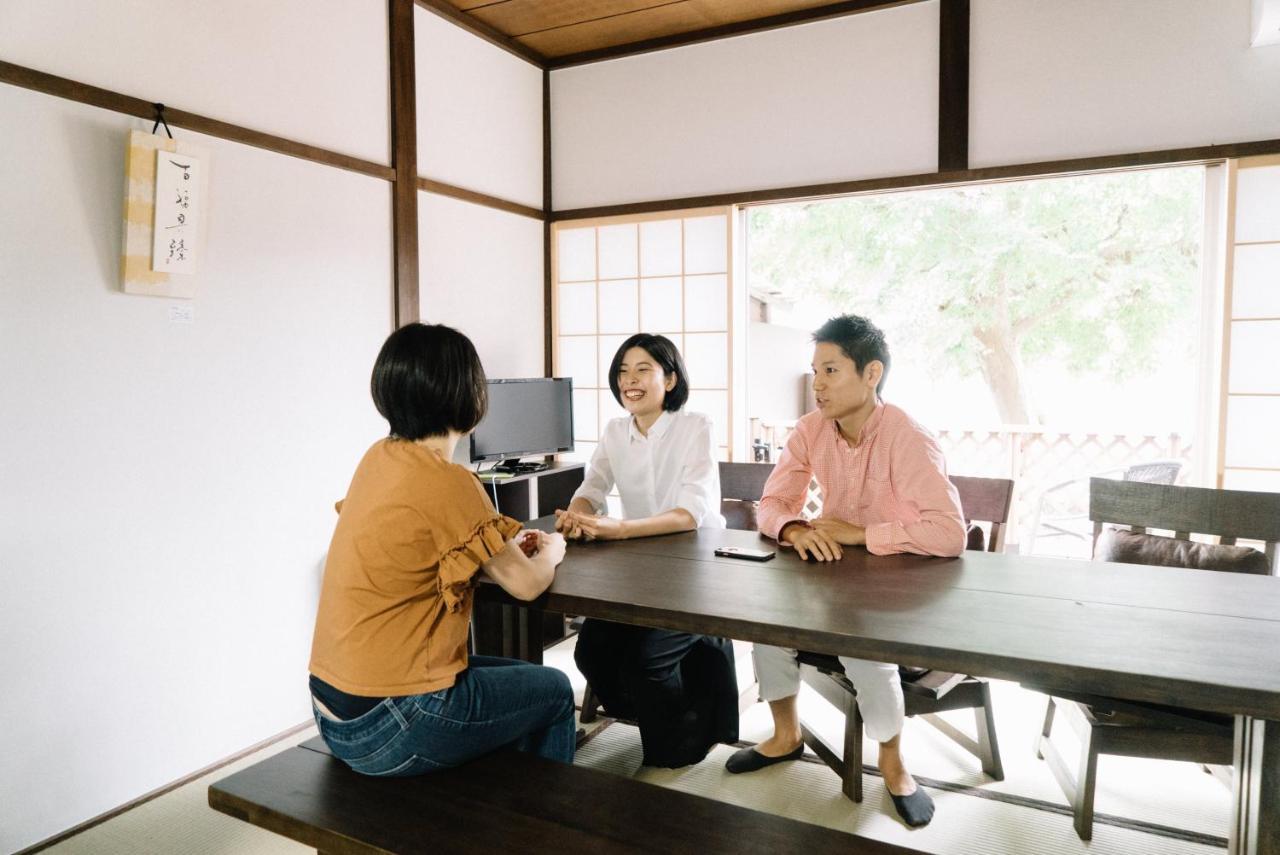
[{"left": 572, "top": 409, "right": 725, "bottom": 528}]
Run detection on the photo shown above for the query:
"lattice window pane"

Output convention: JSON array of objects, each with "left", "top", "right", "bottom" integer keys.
[
  {"left": 598, "top": 224, "right": 638, "bottom": 279},
  {"left": 598, "top": 279, "right": 639, "bottom": 334},
  {"left": 683, "top": 332, "right": 729, "bottom": 388},
  {"left": 1235, "top": 165, "right": 1280, "bottom": 244},
  {"left": 1233, "top": 244, "right": 1280, "bottom": 319},
  {"left": 639, "top": 276, "right": 682, "bottom": 331},
  {"left": 573, "top": 388, "right": 598, "bottom": 442},
  {"left": 1228, "top": 320, "right": 1280, "bottom": 393},
  {"left": 558, "top": 336, "right": 596, "bottom": 391},
  {"left": 563, "top": 440, "right": 596, "bottom": 465},
  {"left": 557, "top": 283, "right": 596, "bottom": 335},
  {"left": 1224, "top": 396, "right": 1280, "bottom": 468},
  {"left": 684, "top": 274, "right": 727, "bottom": 332},
  {"left": 558, "top": 228, "right": 595, "bottom": 281},
  {"left": 683, "top": 215, "right": 728, "bottom": 275},
  {"left": 597, "top": 334, "right": 629, "bottom": 387},
  {"left": 640, "top": 219, "right": 682, "bottom": 277}
]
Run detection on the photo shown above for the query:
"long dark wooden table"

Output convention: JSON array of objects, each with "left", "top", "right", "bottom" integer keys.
[{"left": 491, "top": 521, "right": 1280, "bottom": 855}]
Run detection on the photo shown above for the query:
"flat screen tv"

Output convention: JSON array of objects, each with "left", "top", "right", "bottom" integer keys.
[{"left": 470, "top": 378, "right": 574, "bottom": 467}]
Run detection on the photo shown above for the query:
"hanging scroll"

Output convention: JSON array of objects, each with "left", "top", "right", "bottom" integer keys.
[{"left": 120, "top": 129, "right": 210, "bottom": 298}]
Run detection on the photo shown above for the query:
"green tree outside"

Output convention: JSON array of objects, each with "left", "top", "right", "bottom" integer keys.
[{"left": 748, "top": 168, "right": 1204, "bottom": 424}]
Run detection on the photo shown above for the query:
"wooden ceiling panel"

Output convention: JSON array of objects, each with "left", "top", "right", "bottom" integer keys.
[
  {"left": 518, "top": 4, "right": 716, "bottom": 57},
  {"left": 467, "top": 1, "right": 669, "bottom": 37},
  {"left": 432, "top": 0, "right": 919, "bottom": 61}
]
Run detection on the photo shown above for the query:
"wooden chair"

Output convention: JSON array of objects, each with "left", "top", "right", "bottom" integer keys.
[
  {"left": 1036, "top": 478, "right": 1280, "bottom": 840},
  {"left": 579, "top": 462, "right": 774, "bottom": 723},
  {"left": 798, "top": 475, "right": 1013, "bottom": 802},
  {"left": 718, "top": 461, "right": 774, "bottom": 530}
]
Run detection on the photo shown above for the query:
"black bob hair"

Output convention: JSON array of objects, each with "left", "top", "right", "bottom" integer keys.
[
  {"left": 607, "top": 333, "right": 689, "bottom": 412},
  {"left": 813, "top": 314, "right": 890, "bottom": 396},
  {"left": 370, "top": 323, "right": 488, "bottom": 440}
]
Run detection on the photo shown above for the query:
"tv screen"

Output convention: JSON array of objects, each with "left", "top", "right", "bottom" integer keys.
[{"left": 470, "top": 378, "right": 574, "bottom": 463}]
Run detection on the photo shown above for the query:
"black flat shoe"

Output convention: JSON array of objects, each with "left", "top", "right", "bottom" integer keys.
[
  {"left": 724, "top": 744, "right": 804, "bottom": 774},
  {"left": 889, "top": 787, "right": 935, "bottom": 828}
]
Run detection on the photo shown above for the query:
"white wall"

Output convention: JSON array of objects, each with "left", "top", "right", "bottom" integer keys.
[
  {"left": 413, "top": 6, "right": 546, "bottom": 387},
  {"left": 0, "top": 0, "right": 390, "bottom": 165},
  {"left": 552, "top": 0, "right": 1280, "bottom": 210},
  {"left": 419, "top": 192, "right": 545, "bottom": 379},
  {"left": 550, "top": 1, "right": 940, "bottom": 210},
  {"left": 970, "top": 0, "right": 1280, "bottom": 169},
  {"left": 416, "top": 7, "right": 544, "bottom": 208},
  {"left": 0, "top": 28, "right": 391, "bottom": 855}
]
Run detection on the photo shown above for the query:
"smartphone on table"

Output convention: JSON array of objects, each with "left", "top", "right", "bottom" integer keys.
[{"left": 713, "top": 546, "right": 776, "bottom": 562}]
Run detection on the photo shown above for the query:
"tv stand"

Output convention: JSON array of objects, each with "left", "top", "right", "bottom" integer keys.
[{"left": 494, "top": 459, "right": 550, "bottom": 475}]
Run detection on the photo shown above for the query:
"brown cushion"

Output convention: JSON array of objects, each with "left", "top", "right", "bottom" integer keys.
[
  {"left": 721, "top": 499, "right": 758, "bottom": 532},
  {"left": 1098, "top": 528, "right": 1271, "bottom": 575}
]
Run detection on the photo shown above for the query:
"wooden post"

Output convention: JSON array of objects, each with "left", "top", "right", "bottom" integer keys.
[{"left": 389, "top": 0, "right": 419, "bottom": 327}]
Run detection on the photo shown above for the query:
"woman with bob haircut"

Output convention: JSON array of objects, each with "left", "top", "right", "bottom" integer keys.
[
  {"left": 309, "top": 322, "right": 575, "bottom": 776},
  {"left": 555, "top": 332, "right": 737, "bottom": 767}
]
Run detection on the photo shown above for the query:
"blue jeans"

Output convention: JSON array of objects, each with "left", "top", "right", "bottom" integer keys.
[{"left": 313, "top": 656, "right": 575, "bottom": 776}]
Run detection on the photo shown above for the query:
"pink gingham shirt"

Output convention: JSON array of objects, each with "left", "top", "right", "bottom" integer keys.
[{"left": 757, "top": 403, "right": 966, "bottom": 557}]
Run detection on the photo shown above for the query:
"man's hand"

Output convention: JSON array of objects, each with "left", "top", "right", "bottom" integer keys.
[
  {"left": 787, "top": 526, "right": 844, "bottom": 562},
  {"left": 810, "top": 518, "right": 866, "bottom": 546}
]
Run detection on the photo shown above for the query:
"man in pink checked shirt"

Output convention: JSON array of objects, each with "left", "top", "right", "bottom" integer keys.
[{"left": 724, "top": 314, "right": 966, "bottom": 829}]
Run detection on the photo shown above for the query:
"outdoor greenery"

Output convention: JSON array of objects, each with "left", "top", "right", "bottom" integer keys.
[{"left": 748, "top": 168, "right": 1204, "bottom": 423}]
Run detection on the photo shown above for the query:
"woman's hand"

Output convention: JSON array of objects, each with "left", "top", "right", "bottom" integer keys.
[
  {"left": 574, "top": 513, "right": 628, "bottom": 541},
  {"left": 554, "top": 509, "right": 589, "bottom": 540},
  {"left": 531, "top": 530, "right": 566, "bottom": 566},
  {"left": 810, "top": 518, "right": 866, "bottom": 547}
]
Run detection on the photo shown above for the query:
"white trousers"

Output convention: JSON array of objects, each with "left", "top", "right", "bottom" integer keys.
[{"left": 752, "top": 643, "right": 905, "bottom": 743}]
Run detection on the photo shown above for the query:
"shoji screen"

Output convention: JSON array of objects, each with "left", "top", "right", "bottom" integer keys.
[
  {"left": 1219, "top": 156, "right": 1280, "bottom": 492},
  {"left": 552, "top": 209, "right": 736, "bottom": 488}
]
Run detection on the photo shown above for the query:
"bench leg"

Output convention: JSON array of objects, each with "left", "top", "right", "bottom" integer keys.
[{"left": 974, "top": 681, "right": 1005, "bottom": 781}]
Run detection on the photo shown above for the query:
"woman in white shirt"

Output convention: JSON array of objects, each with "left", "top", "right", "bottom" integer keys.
[{"left": 555, "top": 333, "right": 737, "bottom": 767}]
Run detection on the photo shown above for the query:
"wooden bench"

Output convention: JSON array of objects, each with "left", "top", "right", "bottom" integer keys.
[{"left": 209, "top": 737, "right": 925, "bottom": 854}]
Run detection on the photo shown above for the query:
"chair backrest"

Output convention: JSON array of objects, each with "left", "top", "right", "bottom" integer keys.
[
  {"left": 1089, "top": 478, "right": 1280, "bottom": 573},
  {"left": 1123, "top": 459, "right": 1182, "bottom": 485},
  {"left": 949, "top": 475, "right": 1015, "bottom": 553},
  {"left": 719, "top": 462, "right": 774, "bottom": 531}
]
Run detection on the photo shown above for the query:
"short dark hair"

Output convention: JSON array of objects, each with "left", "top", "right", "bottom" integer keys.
[
  {"left": 370, "top": 323, "right": 487, "bottom": 440},
  {"left": 813, "top": 314, "right": 890, "bottom": 395},
  {"left": 608, "top": 333, "right": 689, "bottom": 412}
]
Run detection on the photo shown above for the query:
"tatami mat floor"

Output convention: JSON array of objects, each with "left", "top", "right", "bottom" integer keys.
[{"left": 41, "top": 636, "right": 1230, "bottom": 854}]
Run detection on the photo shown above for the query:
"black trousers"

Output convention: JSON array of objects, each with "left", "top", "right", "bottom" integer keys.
[{"left": 574, "top": 618, "right": 738, "bottom": 768}]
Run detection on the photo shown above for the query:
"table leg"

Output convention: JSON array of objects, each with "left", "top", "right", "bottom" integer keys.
[
  {"left": 517, "top": 601, "right": 544, "bottom": 665},
  {"left": 1229, "top": 717, "right": 1280, "bottom": 855}
]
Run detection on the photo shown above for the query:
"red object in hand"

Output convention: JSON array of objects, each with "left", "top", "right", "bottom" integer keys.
[{"left": 520, "top": 531, "right": 540, "bottom": 557}]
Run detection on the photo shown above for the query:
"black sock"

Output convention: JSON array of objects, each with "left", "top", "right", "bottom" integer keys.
[{"left": 890, "top": 788, "right": 935, "bottom": 828}]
